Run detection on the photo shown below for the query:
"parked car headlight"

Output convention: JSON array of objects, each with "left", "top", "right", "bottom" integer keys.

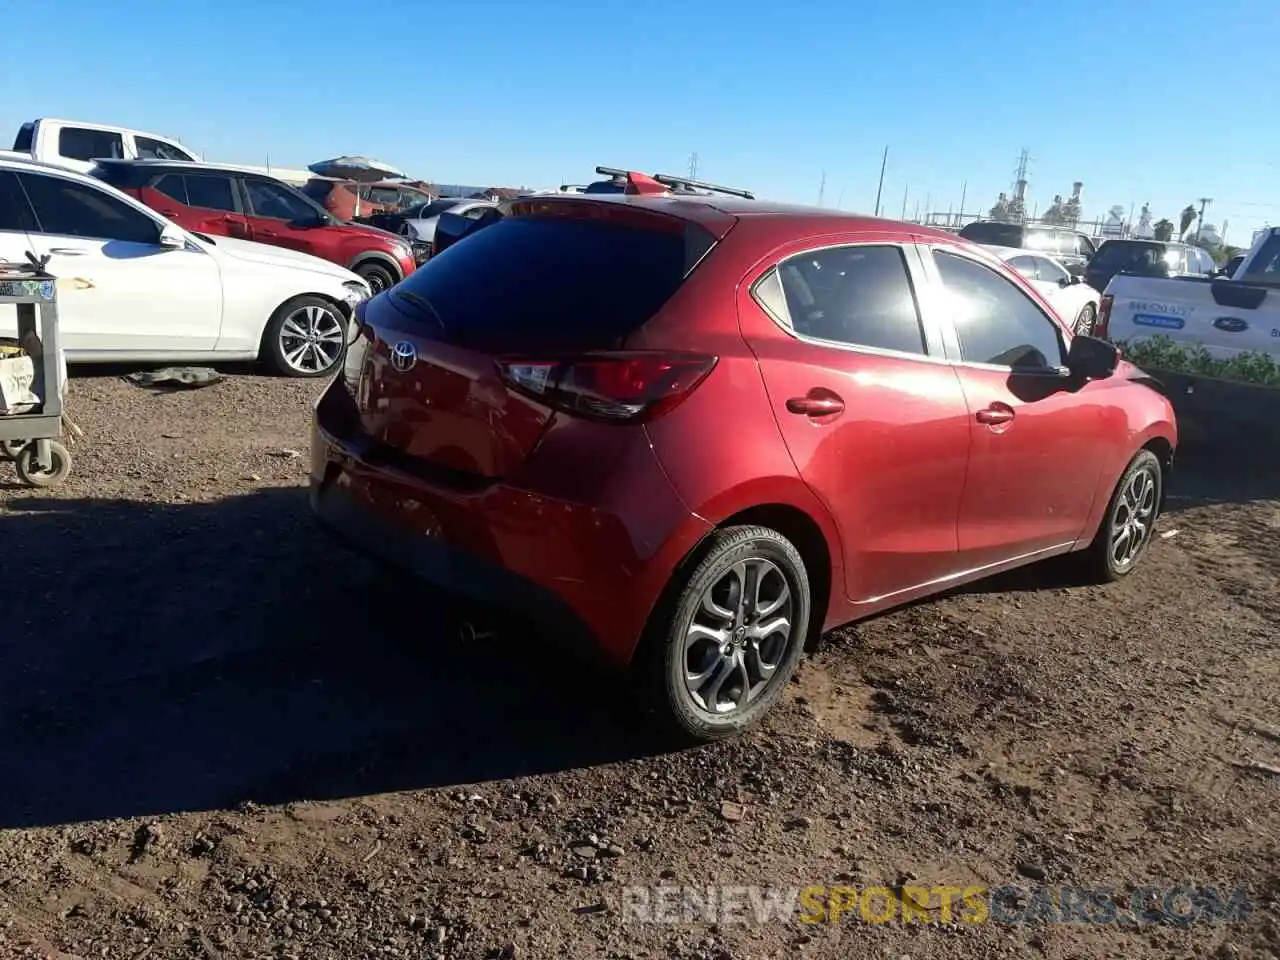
[{"left": 342, "top": 280, "right": 371, "bottom": 309}]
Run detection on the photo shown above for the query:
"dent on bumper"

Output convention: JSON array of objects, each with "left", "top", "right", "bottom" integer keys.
[{"left": 309, "top": 413, "right": 706, "bottom": 667}]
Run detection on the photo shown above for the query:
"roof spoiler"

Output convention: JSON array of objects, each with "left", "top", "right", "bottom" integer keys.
[{"left": 594, "top": 166, "right": 755, "bottom": 200}]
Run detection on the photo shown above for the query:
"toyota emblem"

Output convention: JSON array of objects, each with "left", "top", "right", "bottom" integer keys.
[{"left": 390, "top": 340, "right": 417, "bottom": 372}]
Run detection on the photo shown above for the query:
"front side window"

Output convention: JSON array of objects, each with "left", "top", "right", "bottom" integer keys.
[
  {"left": 244, "top": 180, "right": 315, "bottom": 221},
  {"left": 1033, "top": 256, "right": 1070, "bottom": 285},
  {"left": 185, "top": 175, "right": 237, "bottom": 212},
  {"left": 18, "top": 172, "right": 158, "bottom": 244},
  {"left": 136, "top": 136, "right": 195, "bottom": 162},
  {"left": 1007, "top": 255, "right": 1039, "bottom": 279},
  {"left": 58, "top": 127, "right": 125, "bottom": 162},
  {"left": 0, "top": 172, "right": 37, "bottom": 232},
  {"left": 769, "top": 245, "right": 927, "bottom": 355},
  {"left": 933, "top": 250, "right": 1065, "bottom": 370}
]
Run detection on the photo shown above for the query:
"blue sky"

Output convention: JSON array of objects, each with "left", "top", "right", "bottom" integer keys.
[{"left": 2, "top": 0, "right": 1276, "bottom": 243}]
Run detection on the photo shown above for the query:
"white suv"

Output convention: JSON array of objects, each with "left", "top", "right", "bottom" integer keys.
[{"left": 0, "top": 156, "right": 370, "bottom": 377}]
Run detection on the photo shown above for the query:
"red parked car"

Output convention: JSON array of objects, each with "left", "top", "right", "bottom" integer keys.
[
  {"left": 311, "top": 171, "right": 1177, "bottom": 741},
  {"left": 92, "top": 160, "right": 418, "bottom": 293}
]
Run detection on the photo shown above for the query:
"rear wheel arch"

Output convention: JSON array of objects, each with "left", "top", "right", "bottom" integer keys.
[{"left": 1141, "top": 435, "right": 1175, "bottom": 514}]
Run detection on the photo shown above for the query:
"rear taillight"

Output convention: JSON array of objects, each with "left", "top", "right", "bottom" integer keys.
[
  {"left": 496, "top": 351, "right": 717, "bottom": 423},
  {"left": 1096, "top": 294, "right": 1114, "bottom": 339}
]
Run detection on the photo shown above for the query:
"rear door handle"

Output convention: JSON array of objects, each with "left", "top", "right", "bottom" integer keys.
[
  {"left": 786, "top": 390, "right": 845, "bottom": 417},
  {"left": 976, "top": 406, "right": 1015, "bottom": 425},
  {"left": 48, "top": 247, "right": 87, "bottom": 256}
]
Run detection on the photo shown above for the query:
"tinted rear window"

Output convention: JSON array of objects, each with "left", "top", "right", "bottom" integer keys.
[
  {"left": 958, "top": 221, "right": 1023, "bottom": 246},
  {"left": 13, "top": 123, "right": 33, "bottom": 152},
  {"left": 388, "top": 214, "right": 714, "bottom": 346},
  {"left": 1090, "top": 241, "right": 1171, "bottom": 276},
  {"left": 412, "top": 199, "right": 461, "bottom": 217}
]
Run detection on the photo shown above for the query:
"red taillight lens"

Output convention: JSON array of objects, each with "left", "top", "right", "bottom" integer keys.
[
  {"left": 1095, "top": 294, "right": 1113, "bottom": 339},
  {"left": 496, "top": 351, "right": 717, "bottom": 422}
]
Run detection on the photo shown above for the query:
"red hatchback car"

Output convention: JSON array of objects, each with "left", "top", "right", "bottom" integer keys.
[
  {"left": 92, "top": 160, "right": 418, "bottom": 293},
  {"left": 311, "top": 174, "right": 1177, "bottom": 741}
]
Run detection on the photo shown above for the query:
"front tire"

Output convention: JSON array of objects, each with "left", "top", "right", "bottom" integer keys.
[
  {"left": 355, "top": 262, "right": 396, "bottom": 295},
  {"left": 261, "top": 296, "right": 347, "bottom": 378},
  {"left": 639, "top": 525, "right": 810, "bottom": 742},
  {"left": 1074, "top": 303, "right": 1097, "bottom": 336},
  {"left": 1082, "top": 449, "right": 1162, "bottom": 582}
]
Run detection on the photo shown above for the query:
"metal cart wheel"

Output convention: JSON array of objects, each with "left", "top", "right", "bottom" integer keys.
[
  {"left": 0, "top": 439, "right": 26, "bottom": 460},
  {"left": 14, "top": 439, "right": 71, "bottom": 487}
]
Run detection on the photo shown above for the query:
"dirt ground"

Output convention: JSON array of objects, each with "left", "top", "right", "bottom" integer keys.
[{"left": 0, "top": 370, "right": 1276, "bottom": 960}]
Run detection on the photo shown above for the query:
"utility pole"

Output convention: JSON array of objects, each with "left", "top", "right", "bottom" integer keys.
[
  {"left": 835, "top": 188, "right": 845, "bottom": 209},
  {"left": 874, "top": 145, "right": 888, "bottom": 217},
  {"left": 959, "top": 181, "right": 967, "bottom": 221},
  {"left": 817, "top": 170, "right": 826, "bottom": 206},
  {"left": 1195, "top": 197, "right": 1213, "bottom": 242},
  {"left": 687, "top": 152, "right": 699, "bottom": 179},
  {"left": 901, "top": 184, "right": 909, "bottom": 220}
]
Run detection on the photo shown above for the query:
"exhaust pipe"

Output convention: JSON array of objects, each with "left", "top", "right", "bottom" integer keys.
[{"left": 457, "top": 621, "right": 497, "bottom": 643}]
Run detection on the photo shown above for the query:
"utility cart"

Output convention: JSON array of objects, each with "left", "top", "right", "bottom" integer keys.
[{"left": 0, "top": 259, "right": 71, "bottom": 487}]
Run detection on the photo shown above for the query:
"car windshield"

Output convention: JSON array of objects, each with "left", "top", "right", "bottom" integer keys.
[
  {"left": 1091, "top": 241, "right": 1171, "bottom": 277},
  {"left": 958, "top": 221, "right": 1023, "bottom": 247},
  {"left": 408, "top": 199, "right": 462, "bottom": 218}
]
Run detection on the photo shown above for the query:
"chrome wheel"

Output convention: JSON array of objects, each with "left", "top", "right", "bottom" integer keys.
[
  {"left": 279, "top": 304, "right": 344, "bottom": 374},
  {"left": 1075, "top": 304, "right": 1097, "bottom": 336},
  {"left": 1110, "top": 464, "right": 1158, "bottom": 570},
  {"left": 683, "top": 557, "right": 794, "bottom": 715}
]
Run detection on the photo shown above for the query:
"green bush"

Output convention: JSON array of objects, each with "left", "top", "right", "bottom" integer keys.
[{"left": 1116, "top": 335, "right": 1280, "bottom": 387}]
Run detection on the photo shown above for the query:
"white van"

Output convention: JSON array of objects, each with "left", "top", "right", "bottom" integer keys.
[{"left": 12, "top": 118, "right": 201, "bottom": 174}]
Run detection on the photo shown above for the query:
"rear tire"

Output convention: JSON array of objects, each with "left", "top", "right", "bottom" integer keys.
[
  {"left": 260, "top": 296, "right": 347, "bottom": 379},
  {"left": 355, "top": 261, "right": 396, "bottom": 295},
  {"left": 1082, "top": 449, "right": 1162, "bottom": 583},
  {"left": 638, "top": 525, "right": 810, "bottom": 742}
]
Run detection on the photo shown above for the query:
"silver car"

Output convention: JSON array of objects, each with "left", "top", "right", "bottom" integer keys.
[{"left": 397, "top": 198, "right": 497, "bottom": 245}]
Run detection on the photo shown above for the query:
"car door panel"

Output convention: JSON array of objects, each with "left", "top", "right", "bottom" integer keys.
[
  {"left": 242, "top": 178, "right": 319, "bottom": 256},
  {"left": 16, "top": 170, "right": 222, "bottom": 354},
  {"left": 737, "top": 239, "right": 971, "bottom": 605},
  {"left": 924, "top": 246, "right": 1109, "bottom": 567}
]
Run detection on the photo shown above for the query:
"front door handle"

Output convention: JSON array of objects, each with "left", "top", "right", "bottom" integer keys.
[
  {"left": 48, "top": 247, "right": 87, "bottom": 256},
  {"left": 786, "top": 390, "right": 845, "bottom": 417},
  {"left": 258, "top": 230, "right": 278, "bottom": 238},
  {"left": 976, "top": 405, "right": 1015, "bottom": 425}
]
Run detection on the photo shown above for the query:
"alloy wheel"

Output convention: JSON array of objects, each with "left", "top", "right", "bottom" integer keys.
[
  {"left": 1075, "top": 304, "right": 1097, "bottom": 336},
  {"left": 1110, "top": 464, "right": 1158, "bottom": 570},
  {"left": 279, "top": 304, "right": 344, "bottom": 374},
  {"left": 682, "top": 558, "right": 794, "bottom": 715}
]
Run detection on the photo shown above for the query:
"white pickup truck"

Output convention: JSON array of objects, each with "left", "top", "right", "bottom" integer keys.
[
  {"left": 1098, "top": 227, "right": 1280, "bottom": 361},
  {"left": 11, "top": 118, "right": 200, "bottom": 174}
]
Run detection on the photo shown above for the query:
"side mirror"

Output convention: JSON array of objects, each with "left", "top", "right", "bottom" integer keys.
[
  {"left": 1068, "top": 274, "right": 1082, "bottom": 285},
  {"left": 158, "top": 224, "right": 185, "bottom": 249},
  {"left": 1066, "top": 334, "right": 1120, "bottom": 381}
]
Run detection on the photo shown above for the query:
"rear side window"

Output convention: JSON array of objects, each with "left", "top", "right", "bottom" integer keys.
[
  {"left": 58, "top": 127, "right": 125, "bottom": 162},
  {"left": 958, "top": 221, "right": 1023, "bottom": 247},
  {"left": 1090, "top": 241, "right": 1171, "bottom": 277},
  {"left": 136, "top": 136, "right": 195, "bottom": 161},
  {"left": 768, "top": 245, "right": 926, "bottom": 355},
  {"left": 933, "top": 250, "right": 1065, "bottom": 369},
  {"left": 1240, "top": 234, "right": 1280, "bottom": 282},
  {"left": 13, "top": 123, "right": 33, "bottom": 152},
  {"left": 153, "top": 175, "right": 188, "bottom": 204},
  {"left": 185, "top": 175, "right": 236, "bottom": 212},
  {"left": 388, "top": 214, "right": 714, "bottom": 345}
]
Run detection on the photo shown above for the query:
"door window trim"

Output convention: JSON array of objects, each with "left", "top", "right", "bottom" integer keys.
[
  {"left": 917, "top": 243, "right": 1072, "bottom": 375},
  {"left": 746, "top": 240, "right": 950, "bottom": 363}
]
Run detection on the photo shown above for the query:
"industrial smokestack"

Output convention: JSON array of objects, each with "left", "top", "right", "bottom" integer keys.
[{"left": 1072, "top": 181, "right": 1083, "bottom": 201}]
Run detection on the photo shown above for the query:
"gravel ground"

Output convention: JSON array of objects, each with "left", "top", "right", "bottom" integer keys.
[{"left": 0, "top": 370, "right": 1277, "bottom": 960}]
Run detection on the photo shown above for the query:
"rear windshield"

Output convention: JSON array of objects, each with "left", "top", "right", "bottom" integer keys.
[
  {"left": 958, "top": 221, "right": 1023, "bottom": 246},
  {"left": 1091, "top": 241, "right": 1171, "bottom": 276},
  {"left": 388, "top": 214, "right": 714, "bottom": 346},
  {"left": 411, "top": 199, "right": 462, "bottom": 218}
]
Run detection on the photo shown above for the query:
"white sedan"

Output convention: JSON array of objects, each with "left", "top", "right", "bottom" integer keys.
[
  {"left": 0, "top": 155, "right": 370, "bottom": 377},
  {"left": 985, "top": 244, "right": 1102, "bottom": 335}
]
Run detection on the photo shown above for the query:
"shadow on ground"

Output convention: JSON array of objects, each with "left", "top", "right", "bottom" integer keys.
[{"left": 0, "top": 489, "right": 663, "bottom": 830}]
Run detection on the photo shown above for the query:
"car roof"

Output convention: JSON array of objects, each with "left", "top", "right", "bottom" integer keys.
[
  {"left": 511, "top": 192, "right": 964, "bottom": 243},
  {"left": 94, "top": 158, "right": 288, "bottom": 179},
  {"left": 0, "top": 153, "right": 102, "bottom": 180}
]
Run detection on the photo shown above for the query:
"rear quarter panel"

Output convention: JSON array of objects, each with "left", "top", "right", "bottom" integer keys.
[{"left": 1104, "top": 276, "right": 1280, "bottom": 361}]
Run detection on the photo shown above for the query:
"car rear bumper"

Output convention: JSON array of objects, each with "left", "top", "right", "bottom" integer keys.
[{"left": 309, "top": 384, "right": 710, "bottom": 667}]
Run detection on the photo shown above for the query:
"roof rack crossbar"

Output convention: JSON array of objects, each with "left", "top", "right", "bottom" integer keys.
[
  {"left": 652, "top": 173, "right": 754, "bottom": 200},
  {"left": 593, "top": 165, "right": 755, "bottom": 200}
]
